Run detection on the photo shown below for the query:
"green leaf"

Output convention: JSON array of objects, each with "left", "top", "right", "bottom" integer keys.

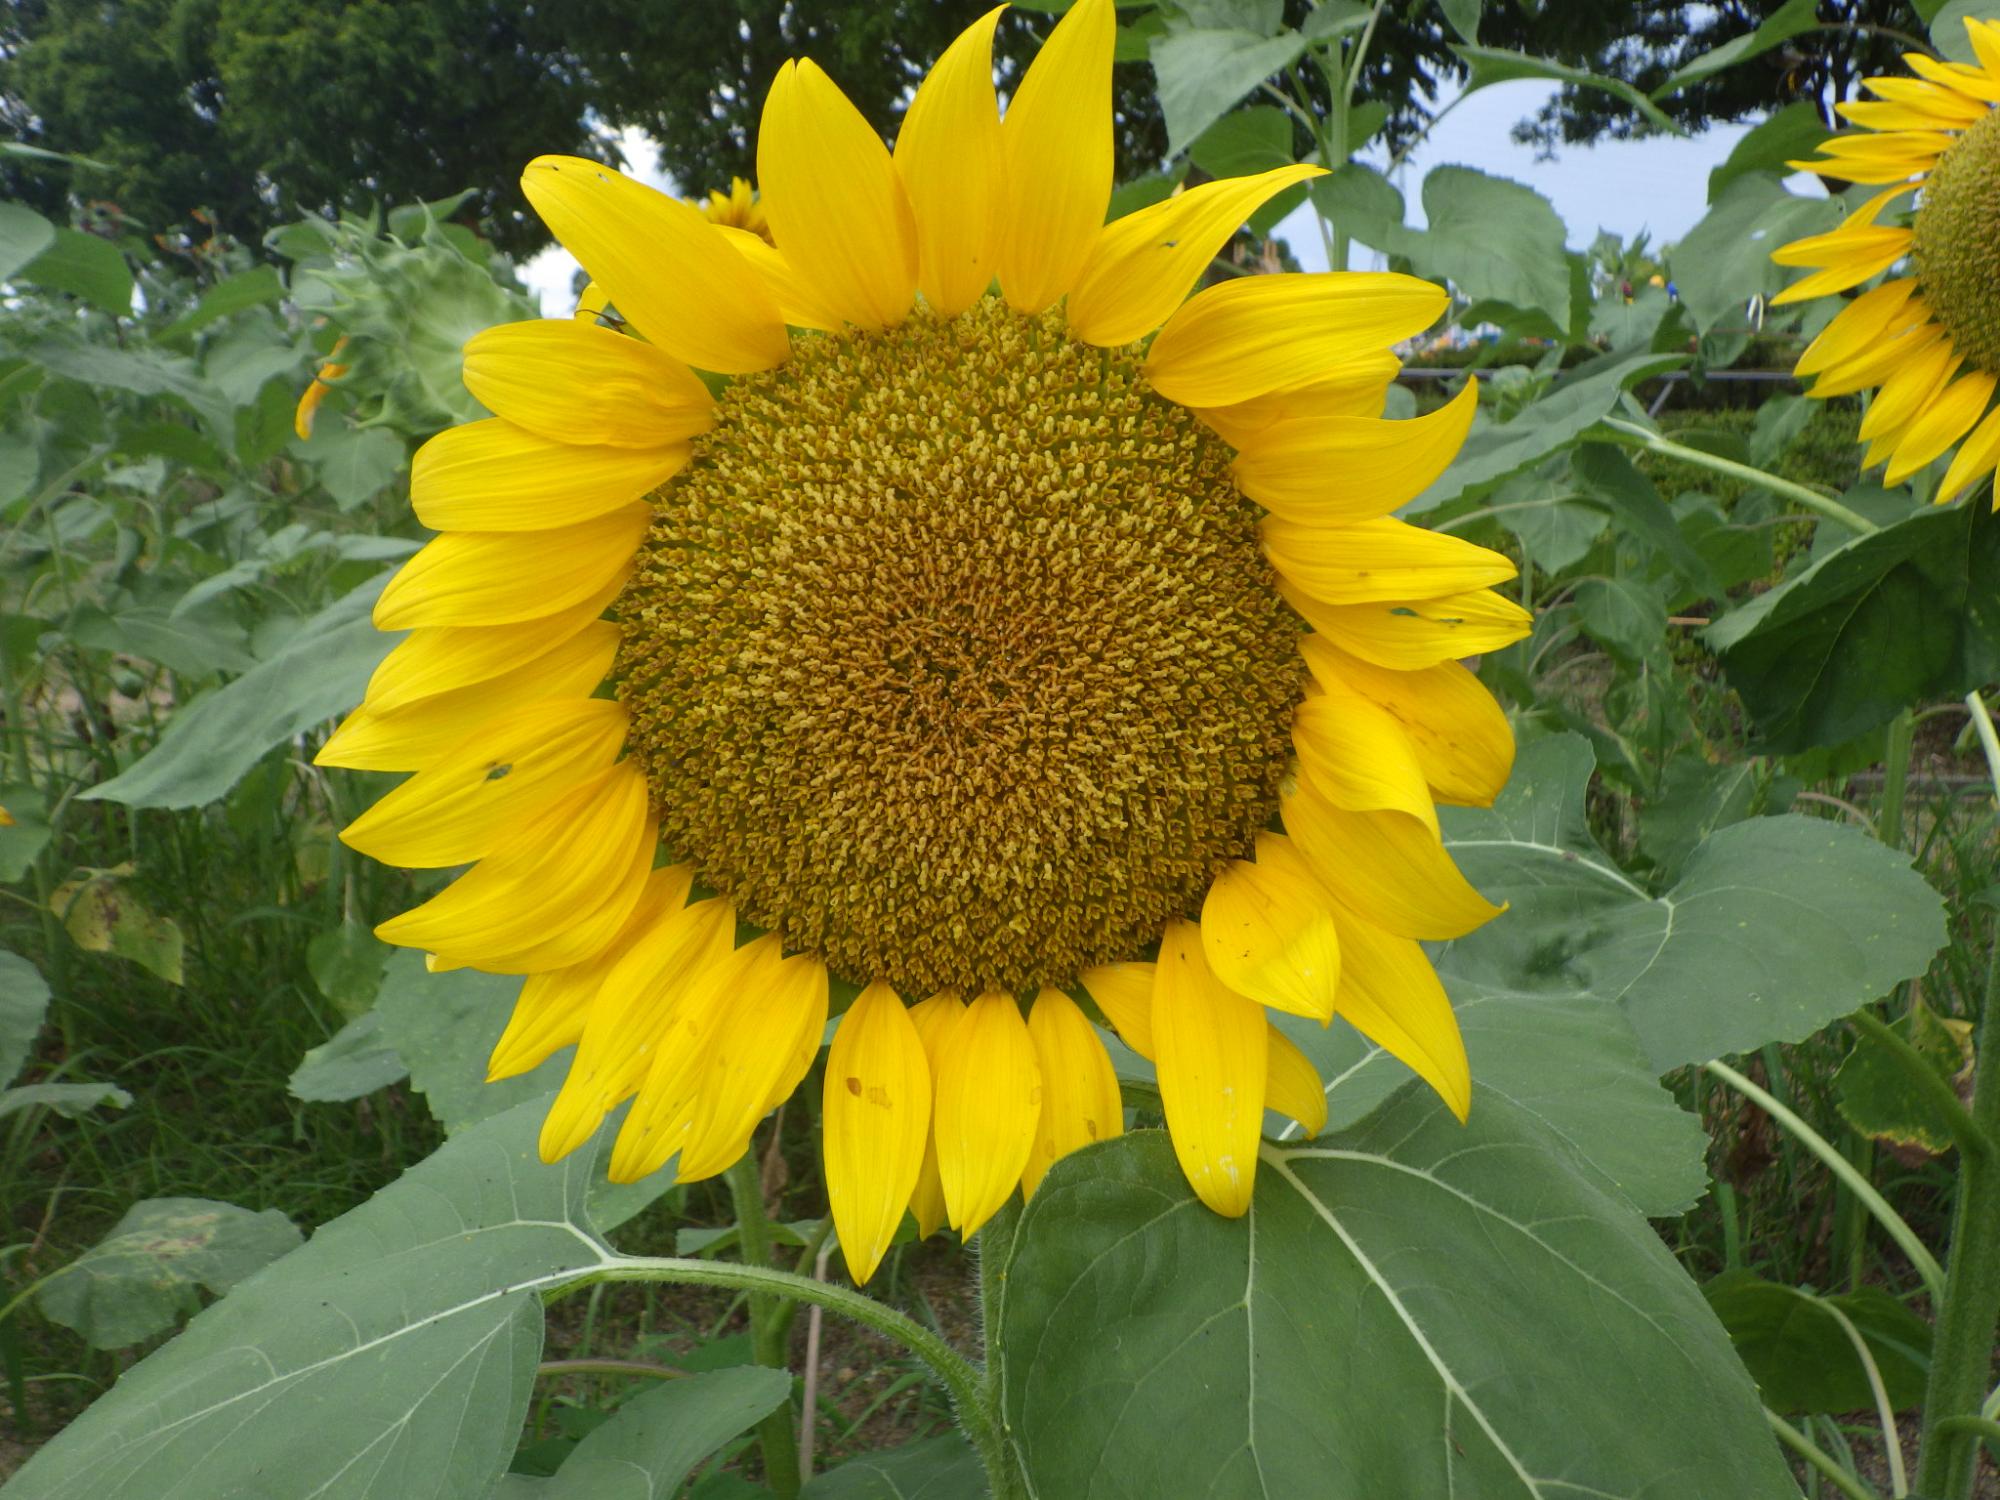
[
  {"left": 54, "top": 872, "right": 184, "bottom": 985},
  {"left": 1188, "top": 106, "right": 1292, "bottom": 178},
  {"left": 535, "top": 1368, "right": 791, "bottom": 1500},
  {"left": 1933, "top": 0, "right": 2000, "bottom": 59},
  {"left": 36, "top": 1198, "right": 303, "bottom": 1351},
  {"left": 0, "top": 1080, "right": 131, "bottom": 1121},
  {"left": 81, "top": 575, "right": 399, "bottom": 809},
  {"left": 1440, "top": 0, "right": 1480, "bottom": 43},
  {"left": 1706, "top": 498, "right": 2000, "bottom": 752},
  {"left": 1570, "top": 442, "right": 1719, "bottom": 596},
  {"left": 1709, "top": 103, "right": 1832, "bottom": 200},
  {"left": 1834, "top": 998, "right": 1974, "bottom": 1153},
  {"left": 999, "top": 1100, "right": 1797, "bottom": 1499},
  {"left": 288, "top": 1009, "right": 409, "bottom": 1102},
  {"left": 1409, "top": 346, "right": 1686, "bottom": 513},
  {"left": 3, "top": 1100, "right": 612, "bottom": 1499},
  {"left": 0, "top": 949, "right": 51, "bottom": 1089},
  {"left": 28, "top": 337, "right": 234, "bottom": 442},
  {"left": 307, "top": 921, "right": 389, "bottom": 1020},
  {"left": 0, "top": 783, "right": 53, "bottom": 882},
  {"left": 1574, "top": 575, "right": 1669, "bottom": 663},
  {"left": 64, "top": 602, "right": 258, "bottom": 678},
  {"left": 1440, "top": 735, "right": 1947, "bottom": 1071},
  {"left": 1452, "top": 44, "right": 1678, "bottom": 133},
  {"left": 152, "top": 265, "right": 286, "bottom": 342},
  {"left": 1151, "top": 28, "right": 1308, "bottom": 158},
  {"left": 1658, "top": 0, "right": 1825, "bottom": 95},
  {"left": 798, "top": 1434, "right": 985, "bottom": 1498},
  {"left": 18, "top": 227, "right": 133, "bottom": 315},
  {"left": 0, "top": 203, "right": 57, "bottom": 282},
  {"left": 1636, "top": 756, "right": 1766, "bottom": 882},
  {"left": 1674, "top": 174, "right": 1843, "bottom": 333},
  {"left": 295, "top": 424, "right": 406, "bottom": 511},
  {"left": 1704, "top": 1271, "right": 1932, "bottom": 1416}
]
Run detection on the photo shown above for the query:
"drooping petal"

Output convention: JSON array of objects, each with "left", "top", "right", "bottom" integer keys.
[
  {"left": 1281, "top": 780, "right": 1503, "bottom": 941},
  {"left": 1067, "top": 164, "right": 1324, "bottom": 346},
  {"left": 1080, "top": 962, "right": 1156, "bottom": 1057},
  {"left": 1152, "top": 920, "right": 1267, "bottom": 1216},
  {"left": 316, "top": 622, "right": 619, "bottom": 772},
  {"left": 1022, "top": 989, "right": 1123, "bottom": 1197},
  {"left": 1231, "top": 380, "right": 1478, "bottom": 523},
  {"left": 1293, "top": 685, "right": 1437, "bottom": 833},
  {"left": 1199, "top": 832, "right": 1339, "bottom": 1021},
  {"left": 1279, "top": 582, "right": 1533, "bottom": 670},
  {"left": 1807, "top": 317, "right": 1944, "bottom": 399},
  {"left": 460, "top": 320, "right": 713, "bottom": 447},
  {"left": 489, "top": 865, "right": 695, "bottom": 1081},
  {"left": 1857, "top": 339, "right": 1959, "bottom": 442},
  {"left": 824, "top": 982, "right": 933, "bottom": 1283},
  {"left": 412, "top": 419, "right": 689, "bottom": 533},
  {"left": 1332, "top": 901, "right": 1470, "bottom": 1121},
  {"left": 373, "top": 505, "right": 649, "bottom": 630},
  {"left": 933, "top": 989, "right": 1041, "bottom": 1236},
  {"left": 1939, "top": 406, "right": 2000, "bottom": 504},
  {"left": 894, "top": 5, "right": 1006, "bottom": 318},
  {"left": 758, "top": 60, "right": 918, "bottom": 329},
  {"left": 339, "top": 697, "right": 627, "bottom": 868},
  {"left": 1884, "top": 370, "right": 1997, "bottom": 483},
  {"left": 1146, "top": 273, "right": 1446, "bottom": 408},
  {"left": 997, "top": 0, "right": 1115, "bottom": 313},
  {"left": 1262, "top": 515, "right": 1517, "bottom": 605},
  {"left": 361, "top": 578, "right": 622, "bottom": 714},
  {"left": 677, "top": 951, "right": 830, "bottom": 1181},
  {"left": 905, "top": 990, "right": 966, "bottom": 1238},
  {"left": 1264, "top": 1026, "right": 1327, "bottom": 1138},
  {"left": 1794, "top": 279, "right": 1917, "bottom": 377},
  {"left": 520, "top": 156, "right": 789, "bottom": 373}
]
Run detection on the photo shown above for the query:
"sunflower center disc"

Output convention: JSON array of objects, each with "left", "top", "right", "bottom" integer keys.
[
  {"left": 615, "top": 300, "right": 1304, "bottom": 996},
  {"left": 1915, "top": 105, "right": 2000, "bottom": 373}
]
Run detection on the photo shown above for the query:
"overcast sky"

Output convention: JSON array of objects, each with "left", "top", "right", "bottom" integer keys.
[{"left": 520, "top": 81, "right": 1795, "bottom": 312}]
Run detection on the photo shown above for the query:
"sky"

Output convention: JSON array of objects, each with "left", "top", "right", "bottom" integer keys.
[{"left": 519, "top": 81, "right": 1789, "bottom": 313}]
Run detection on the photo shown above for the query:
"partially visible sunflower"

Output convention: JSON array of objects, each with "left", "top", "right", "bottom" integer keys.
[
  {"left": 322, "top": 0, "right": 1525, "bottom": 1284},
  {"left": 1776, "top": 16, "right": 2000, "bottom": 505},
  {"left": 696, "top": 176, "right": 771, "bottom": 242}
]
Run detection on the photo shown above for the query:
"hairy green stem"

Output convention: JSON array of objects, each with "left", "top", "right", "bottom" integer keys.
[
  {"left": 1847, "top": 1010, "right": 1992, "bottom": 1160},
  {"left": 1767, "top": 1411, "right": 1884, "bottom": 1500},
  {"left": 975, "top": 1201, "right": 1026, "bottom": 1500},
  {"left": 726, "top": 1155, "right": 802, "bottom": 1499},
  {"left": 1912, "top": 936, "right": 2000, "bottom": 1499},
  {"left": 1705, "top": 1059, "right": 1946, "bottom": 1304},
  {"left": 1601, "top": 417, "right": 1881, "bottom": 535},
  {"left": 1878, "top": 710, "right": 1914, "bottom": 852}
]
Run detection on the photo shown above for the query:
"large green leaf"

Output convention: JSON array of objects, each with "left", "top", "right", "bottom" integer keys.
[
  {"left": 0, "top": 948, "right": 50, "bottom": 1087},
  {"left": 529, "top": 1367, "right": 791, "bottom": 1499},
  {"left": 1655, "top": 0, "right": 1821, "bottom": 93},
  {"left": 288, "top": 1009, "right": 409, "bottom": 1103},
  {"left": 2, "top": 1100, "right": 613, "bottom": 1500},
  {"left": 0, "top": 204, "right": 56, "bottom": 282},
  {"left": 1709, "top": 103, "right": 1831, "bottom": 199},
  {"left": 997, "top": 1100, "right": 1796, "bottom": 1499},
  {"left": 1440, "top": 735, "right": 1947, "bottom": 1071},
  {"left": 18, "top": 227, "right": 134, "bottom": 316},
  {"left": 152, "top": 265, "right": 286, "bottom": 342},
  {"left": 1673, "top": 175, "right": 1842, "bottom": 333},
  {"left": 1453, "top": 45, "right": 1677, "bottom": 133},
  {"left": 1704, "top": 1271, "right": 1931, "bottom": 1416},
  {"left": 81, "top": 575, "right": 398, "bottom": 809},
  {"left": 1707, "top": 498, "right": 2000, "bottom": 752},
  {"left": 1833, "top": 998, "right": 1974, "bottom": 1153},
  {"left": 1149, "top": 27, "right": 1307, "bottom": 157},
  {"left": 799, "top": 1435, "right": 984, "bottom": 1498},
  {"left": 375, "top": 949, "right": 547, "bottom": 1131}
]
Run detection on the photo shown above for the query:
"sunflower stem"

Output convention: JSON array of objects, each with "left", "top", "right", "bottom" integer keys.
[
  {"left": 1600, "top": 416, "right": 1881, "bottom": 535},
  {"left": 725, "top": 1154, "right": 803, "bottom": 1498},
  {"left": 975, "top": 1199, "right": 1027, "bottom": 1500},
  {"left": 1878, "top": 708, "right": 1915, "bottom": 851}
]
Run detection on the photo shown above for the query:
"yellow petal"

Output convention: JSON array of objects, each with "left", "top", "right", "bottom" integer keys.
[
  {"left": 1263, "top": 515, "right": 1516, "bottom": 605},
  {"left": 1769, "top": 244, "right": 1913, "bottom": 305},
  {"left": 894, "top": 6, "right": 1006, "bottom": 318},
  {"left": 1146, "top": 272, "right": 1446, "bottom": 409},
  {"left": 997, "top": 0, "right": 1115, "bottom": 313},
  {"left": 1152, "top": 920, "right": 1266, "bottom": 1216},
  {"left": 1067, "top": 164, "right": 1325, "bottom": 346},
  {"left": 1332, "top": 901, "right": 1470, "bottom": 1121},
  {"left": 1231, "top": 379, "right": 1477, "bottom": 523},
  {"left": 413, "top": 420, "right": 688, "bottom": 534},
  {"left": 1280, "top": 582, "right": 1533, "bottom": 670},
  {"left": 1192, "top": 353, "right": 1403, "bottom": 448},
  {"left": 1809, "top": 319, "right": 1944, "bottom": 399},
  {"left": 1265, "top": 1026, "right": 1327, "bottom": 1138},
  {"left": 317, "top": 621, "right": 618, "bottom": 772},
  {"left": 1939, "top": 405, "right": 2000, "bottom": 504},
  {"left": 538, "top": 896, "right": 735, "bottom": 1161},
  {"left": 1293, "top": 684, "right": 1438, "bottom": 833},
  {"left": 375, "top": 762, "right": 652, "bottom": 969},
  {"left": 677, "top": 951, "right": 830, "bottom": 1181},
  {"left": 1079, "top": 962, "right": 1156, "bottom": 1058},
  {"left": 574, "top": 280, "right": 609, "bottom": 321},
  {"left": 905, "top": 990, "right": 965, "bottom": 1239},
  {"left": 1858, "top": 339, "right": 1958, "bottom": 441},
  {"left": 933, "top": 989, "right": 1041, "bottom": 1236},
  {"left": 339, "top": 697, "right": 627, "bottom": 868},
  {"left": 824, "top": 982, "right": 933, "bottom": 1283},
  {"left": 460, "top": 321, "right": 712, "bottom": 447},
  {"left": 489, "top": 864, "right": 695, "bottom": 1081},
  {"left": 1300, "top": 635, "right": 1514, "bottom": 807},
  {"left": 758, "top": 59, "right": 917, "bottom": 329},
  {"left": 1021, "top": 989, "right": 1123, "bottom": 1198},
  {"left": 362, "top": 579, "right": 622, "bottom": 714},
  {"left": 1281, "top": 780, "right": 1503, "bottom": 941},
  {"left": 373, "top": 504, "right": 648, "bottom": 631},
  {"left": 713, "top": 225, "right": 841, "bottom": 332},
  {"left": 1970, "top": 18, "right": 2000, "bottom": 79},
  {"left": 1903, "top": 54, "right": 2000, "bottom": 103},
  {"left": 1794, "top": 279, "right": 1916, "bottom": 377},
  {"left": 1198, "top": 832, "right": 1339, "bottom": 1021},
  {"left": 1884, "top": 370, "right": 1996, "bottom": 483},
  {"left": 1861, "top": 75, "right": 1992, "bottom": 124},
  {"left": 520, "top": 156, "right": 789, "bottom": 374}
]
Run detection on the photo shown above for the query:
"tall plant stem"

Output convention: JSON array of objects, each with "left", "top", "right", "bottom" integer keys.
[
  {"left": 1878, "top": 709, "right": 1915, "bottom": 851},
  {"left": 1912, "top": 693, "right": 2000, "bottom": 1499},
  {"left": 725, "top": 1154, "right": 802, "bottom": 1499},
  {"left": 975, "top": 1200, "right": 1026, "bottom": 1500},
  {"left": 1600, "top": 417, "right": 1881, "bottom": 535}
]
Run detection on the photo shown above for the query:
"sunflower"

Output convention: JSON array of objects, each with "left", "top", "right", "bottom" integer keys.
[
  {"left": 320, "top": 0, "right": 1525, "bottom": 1284},
  {"left": 1775, "top": 16, "right": 2000, "bottom": 505},
  {"left": 695, "top": 175, "right": 772, "bottom": 242}
]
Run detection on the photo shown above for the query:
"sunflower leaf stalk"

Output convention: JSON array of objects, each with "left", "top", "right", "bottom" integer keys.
[{"left": 725, "top": 1154, "right": 804, "bottom": 1497}]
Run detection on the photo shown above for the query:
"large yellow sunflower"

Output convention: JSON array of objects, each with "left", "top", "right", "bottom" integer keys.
[
  {"left": 1775, "top": 16, "right": 2000, "bottom": 504},
  {"left": 319, "top": 0, "right": 1525, "bottom": 1284}
]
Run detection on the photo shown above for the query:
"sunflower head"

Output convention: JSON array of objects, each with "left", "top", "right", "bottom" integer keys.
[
  {"left": 323, "top": 0, "right": 1523, "bottom": 1284},
  {"left": 1777, "top": 16, "right": 2000, "bottom": 503}
]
